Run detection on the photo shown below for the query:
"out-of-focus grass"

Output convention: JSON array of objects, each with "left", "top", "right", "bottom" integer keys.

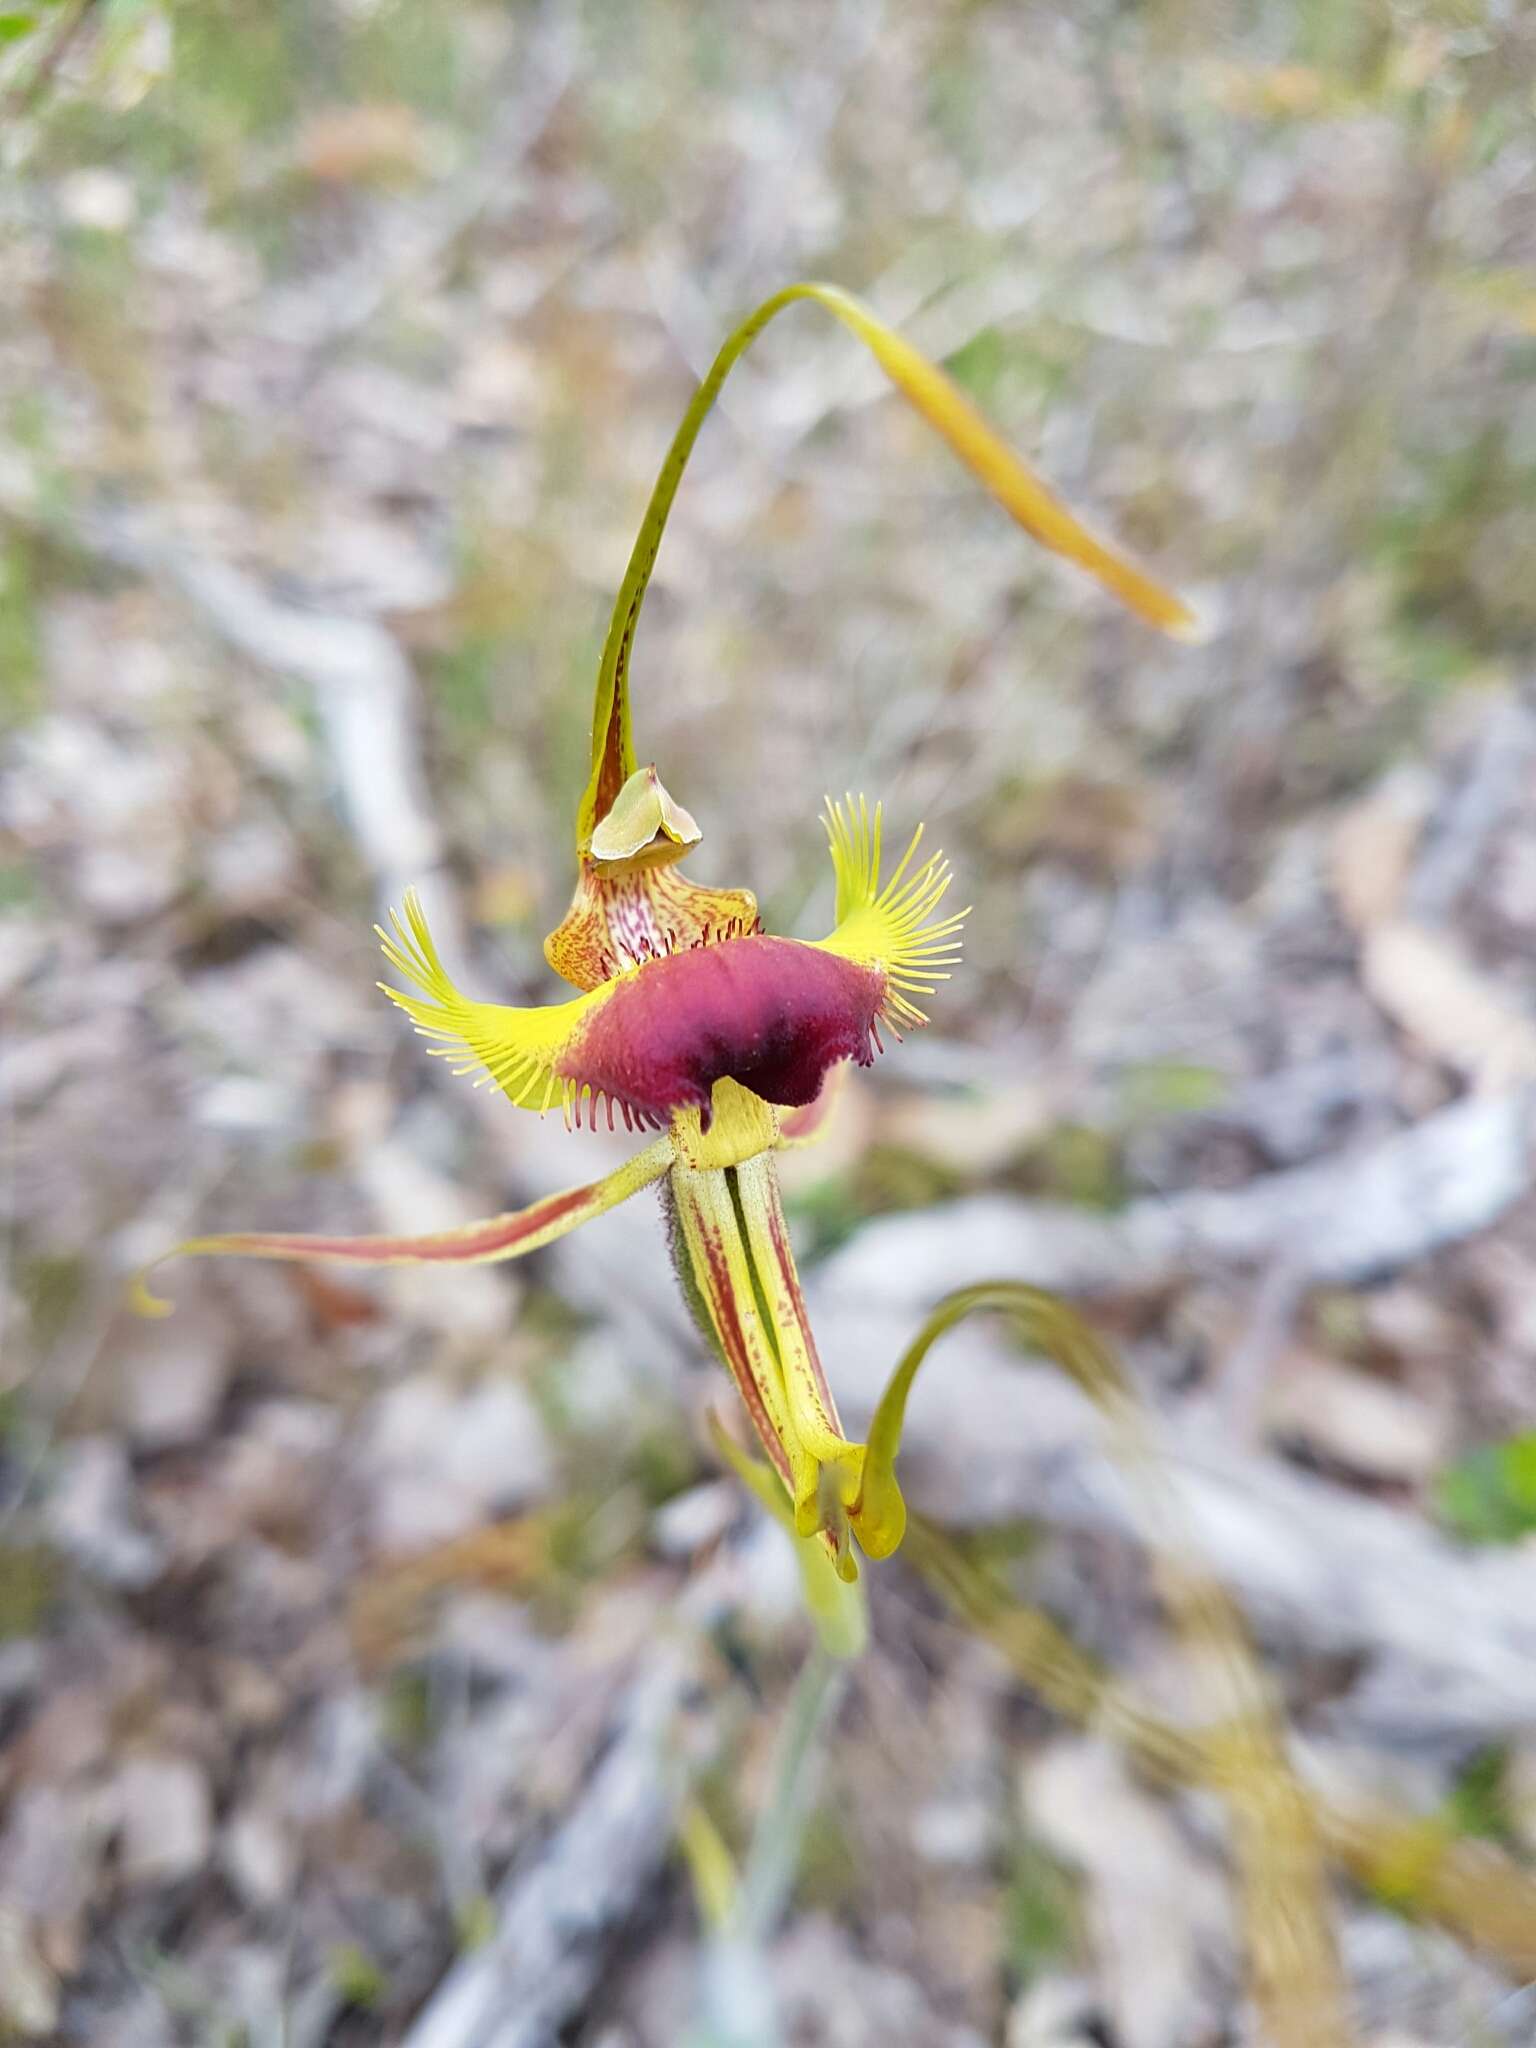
[
  {"left": 0, "top": 535, "right": 44, "bottom": 728},
  {"left": 0, "top": 1541, "right": 55, "bottom": 1641},
  {"left": 1002, "top": 1830, "right": 1080, "bottom": 1989}
]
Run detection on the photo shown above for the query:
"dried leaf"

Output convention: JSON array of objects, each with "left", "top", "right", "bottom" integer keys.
[{"left": 1363, "top": 918, "right": 1536, "bottom": 1088}]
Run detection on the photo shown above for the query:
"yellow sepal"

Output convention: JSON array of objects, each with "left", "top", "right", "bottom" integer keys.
[
  {"left": 708, "top": 1414, "right": 869, "bottom": 1656},
  {"left": 577, "top": 280, "right": 1199, "bottom": 852}
]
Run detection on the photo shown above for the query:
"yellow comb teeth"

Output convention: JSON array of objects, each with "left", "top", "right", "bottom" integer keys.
[{"left": 817, "top": 794, "right": 969, "bottom": 1031}]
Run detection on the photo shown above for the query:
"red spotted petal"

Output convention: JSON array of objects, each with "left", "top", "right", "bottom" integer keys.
[{"left": 560, "top": 934, "right": 882, "bottom": 1130}]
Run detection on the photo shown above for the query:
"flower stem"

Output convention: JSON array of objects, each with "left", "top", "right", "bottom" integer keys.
[
  {"left": 735, "top": 1644, "right": 848, "bottom": 1941},
  {"left": 687, "top": 1644, "right": 849, "bottom": 2048}
]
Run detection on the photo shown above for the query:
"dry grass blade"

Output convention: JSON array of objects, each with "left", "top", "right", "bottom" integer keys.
[
  {"left": 887, "top": 1287, "right": 1352, "bottom": 2048},
  {"left": 347, "top": 1516, "right": 549, "bottom": 1669},
  {"left": 908, "top": 1524, "right": 1536, "bottom": 1985}
]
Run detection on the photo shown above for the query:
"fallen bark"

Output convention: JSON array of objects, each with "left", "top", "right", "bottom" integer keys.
[{"left": 817, "top": 1087, "right": 1536, "bottom": 1302}]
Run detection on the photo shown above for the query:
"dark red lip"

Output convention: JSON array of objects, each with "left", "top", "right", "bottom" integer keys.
[{"left": 560, "top": 934, "right": 883, "bottom": 1128}]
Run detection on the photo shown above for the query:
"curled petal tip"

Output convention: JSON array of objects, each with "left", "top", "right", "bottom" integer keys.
[{"left": 128, "top": 1268, "right": 175, "bottom": 1318}]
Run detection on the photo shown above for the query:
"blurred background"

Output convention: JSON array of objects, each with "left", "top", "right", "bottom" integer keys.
[{"left": 5, "top": 2, "right": 1536, "bottom": 2042}]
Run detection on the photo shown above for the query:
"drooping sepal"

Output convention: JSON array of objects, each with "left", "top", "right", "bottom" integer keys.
[
  {"left": 667, "top": 1154, "right": 866, "bottom": 1573},
  {"left": 851, "top": 1282, "right": 1135, "bottom": 1560}
]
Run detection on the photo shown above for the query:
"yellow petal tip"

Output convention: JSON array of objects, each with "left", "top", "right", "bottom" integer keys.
[
  {"left": 1164, "top": 596, "right": 1213, "bottom": 645},
  {"left": 128, "top": 1270, "right": 174, "bottom": 1318}
]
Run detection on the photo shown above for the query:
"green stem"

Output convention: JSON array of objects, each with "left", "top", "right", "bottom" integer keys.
[
  {"left": 734, "top": 1644, "right": 848, "bottom": 1940},
  {"left": 580, "top": 284, "right": 825, "bottom": 846},
  {"left": 687, "top": 1644, "right": 849, "bottom": 2048}
]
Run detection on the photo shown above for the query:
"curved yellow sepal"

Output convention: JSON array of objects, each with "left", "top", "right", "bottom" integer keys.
[
  {"left": 708, "top": 1413, "right": 869, "bottom": 1651},
  {"left": 577, "top": 279, "right": 1200, "bottom": 851},
  {"left": 853, "top": 1282, "right": 1132, "bottom": 1560},
  {"left": 129, "top": 1273, "right": 176, "bottom": 1320}
]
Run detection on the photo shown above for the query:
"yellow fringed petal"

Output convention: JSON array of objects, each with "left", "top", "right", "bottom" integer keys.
[
  {"left": 813, "top": 794, "right": 969, "bottom": 1033},
  {"left": 378, "top": 888, "right": 613, "bottom": 1118}
]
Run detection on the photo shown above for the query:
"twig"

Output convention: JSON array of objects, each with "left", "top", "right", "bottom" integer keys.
[
  {"left": 1206, "top": 1250, "right": 1311, "bottom": 1445},
  {"left": 1405, "top": 699, "right": 1536, "bottom": 924},
  {"left": 258, "top": 9, "right": 577, "bottom": 361},
  {"left": 0, "top": 485, "right": 454, "bottom": 934}
]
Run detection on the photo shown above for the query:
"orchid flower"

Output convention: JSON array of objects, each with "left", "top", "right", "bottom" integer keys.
[{"left": 134, "top": 283, "right": 1194, "bottom": 1587}]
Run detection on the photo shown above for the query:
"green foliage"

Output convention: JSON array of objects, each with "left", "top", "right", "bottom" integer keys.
[
  {"left": 1445, "top": 1746, "right": 1513, "bottom": 1844},
  {"left": 786, "top": 1146, "right": 968, "bottom": 1262},
  {"left": 1435, "top": 1433, "right": 1536, "bottom": 1545},
  {"left": 18, "top": 1253, "right": 87, "bottom": 1355},
  {"left": 380, "top": 1667, "right": 434, "bottom": 1752},
  {"left": 1116, "top": 1060, "right": 1228, "bottom": 1124},
  {"left": 793, "top": 1799, "right": 861, "bottom": 1912},
  {"left": 0, "top": 1542, "right": 55, "bottom": 1640},
  {"left": 327, "top": 1942, "right": 386, "bottom": 2012},
  {"left": 1011, "top": 1124, "right": 1127, "bottom": 1211},
  {"left": 781, "top": 1173, "right": 865, "bottom": 1262},
  {"left": 856, "top": 1142, "right": 968, "bottom": 1214},
  {"left": 944, "top": 324, "right": 1073, "bottom": 415},
  {"left": 0, "top": 536, "right": 44, "bottom": 729},
  {"left": 1004, "top": 1831, "right": 1079, "bottom": 1983},
  {"left": 454, "top": 1890, "right": 496, "bottom": 1953}
]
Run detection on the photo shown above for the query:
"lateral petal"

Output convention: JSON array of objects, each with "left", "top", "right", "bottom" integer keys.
[
  {"left": 378, "top": 888, "right": 615, "bottom": 1118},
  {"left": 775, "top": 1061, "right": 848, "bottom": 1151},
  {"left": 813, "top": 795, "right": 969, "bottom": 1033},
  {"left": 668, "top": 1160, "right": 811, "bottom": 1511},
  {"left": 733, "top": 1152, "right": 862, "bottom": 1511},
  {"left": 131, "top": 1136, "right": 675, "bottom": 1315}
]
